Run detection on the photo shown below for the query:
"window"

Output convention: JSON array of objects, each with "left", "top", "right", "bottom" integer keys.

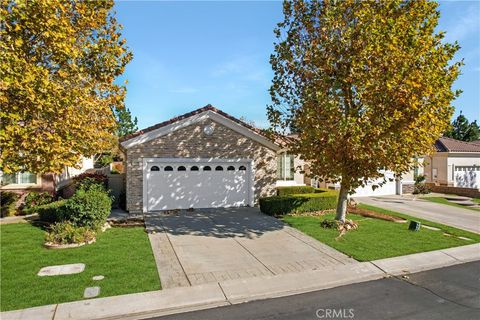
[
  {"left": 227, "top": 166, "right": 235, "bottom": 171},
  {"left": 1, "top": 172, "right": 37, "bottom": 185},
  {"left": 178, "top": 166, "right": 186, "bottom": 171},
  {"left": 203, "top": 166, "right": 212, "bottom": 171},
  {"left": 150, "top": 166, "right": 160, "bottom": 172},
  {"left": 191, "top": 166, "right": 199, "bottom": 171},
  {"left": 164, "top": 166, "right": 173, "bottom": 171},
  {"left": 239, "top": 165, "right": 246, "bottom": 171},
  {"left": 215, "top": 166, "right": 223, "bottom": 171},
  {"left": 276, "top": 153, "right": 294, "bottom": 180}
]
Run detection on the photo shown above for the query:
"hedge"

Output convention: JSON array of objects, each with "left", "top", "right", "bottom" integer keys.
[
  {"left": 36, "top": 200, "right": 68, "bottom": 223},
  {"left": 260, "top": 189, "right": 338, "bottom": 216},
  {"left": 276, "top": 186, "right": 317, "bottom": 196}
]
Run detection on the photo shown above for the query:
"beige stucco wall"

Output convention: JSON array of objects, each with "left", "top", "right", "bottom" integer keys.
[
  {"left": 424, "top": 152, "right": 480, "bottom": 185},
  {"left": 125, "top": 118, "right": 277, "bottom": 213}
]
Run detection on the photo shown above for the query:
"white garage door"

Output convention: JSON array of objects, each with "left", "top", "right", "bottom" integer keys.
[
  {"left": 352, "top": 171, "right": 398, "bottom": 197},
  {"left": 144, "top": 159, "right": 253, "bottom": 211}
]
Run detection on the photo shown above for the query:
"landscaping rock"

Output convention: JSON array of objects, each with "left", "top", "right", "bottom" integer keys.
[
  {"left": 92, "top": 275, "right": 105, "bottom": 281},
  {"left": 84, "top": 286, "right": 100, "bottom": 298},
  {"left": 37, "top": 263, "right": 85, "bottom": 276}
]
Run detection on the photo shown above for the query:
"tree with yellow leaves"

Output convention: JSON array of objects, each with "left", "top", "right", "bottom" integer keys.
[
  {"left": 0, "top": 0, "right": 132, "bottom": 174},
  {"left": 268, "top": 0, "right": 462, "bottom": 222}
]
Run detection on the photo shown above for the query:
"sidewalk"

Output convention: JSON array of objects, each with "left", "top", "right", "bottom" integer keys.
[{"left": 2, "top": 243, "right": 479, "bottom": 320}]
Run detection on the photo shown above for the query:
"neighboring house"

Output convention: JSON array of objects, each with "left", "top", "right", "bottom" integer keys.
[
  {"left": 423, "top": 137, "right": 480, "bottom": 188},
  {"left": 0, "top": 157, "right": 94, "bottom": 195},
  {"left": 120, "top": 105, "right": 308, "bottom": 213}
]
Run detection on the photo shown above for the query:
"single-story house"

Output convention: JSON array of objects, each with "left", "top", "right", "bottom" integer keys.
[
  {"left": 422, "top": 137, "right": 480, "bottom": 188},
  {"left": 0, "top": 157, "right": 95, "bottom": 194},
  {"left": 120, "top": 105, "right": 311, "bottom": 212}
]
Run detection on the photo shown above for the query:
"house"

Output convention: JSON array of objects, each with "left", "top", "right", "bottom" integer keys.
[
  {"left": 422, "top": 137, "right": 480, "bottom": 188},
  {"left": 120, "top": 105, "right": 309, "bottom": 213},
  {"left": 0, "top": 157, "right": 95, "bottom": 195}
]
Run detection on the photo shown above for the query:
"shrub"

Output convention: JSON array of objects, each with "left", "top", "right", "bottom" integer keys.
[
  {"left": 98, "top": 154, "right": 114, "bottom": 167},
  {"left": 276, "top": 186, "right": 316, "bottom": 196},
  {"left": 45, "top": 221, "right": 96, "bottom": 245},
  {"left": 0, "top": 191, "right": 19, "bottom": 217},
  {"left": 73, "top": 172, "right": 108, "bottom": 191},
  {"left": 63, "top": 184, "right": 112, "bottom": 229},
  {"left": 413, "top": 175, "right": 430, "bottom": 195},
  {"left": 260, "top": 190, "right": 338, "bottom": 216},
  {"left": 36, "top": 200, "right": 68, "bottom": 223},
  {"left": 23, "top": 192, "right": 54, "bottom": 211}
]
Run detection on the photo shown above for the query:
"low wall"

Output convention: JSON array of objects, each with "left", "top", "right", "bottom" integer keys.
[
  {"left": 402, "top": 183, "right": 415, "bottom": 194},
  {"left": 426, "top": 184, "right": 480, "bottom": 198}
]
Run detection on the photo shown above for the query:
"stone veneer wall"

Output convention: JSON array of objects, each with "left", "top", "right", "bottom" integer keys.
[
  {"left": 426, "top": 184, "right": 480, "bottom": 198},
  {"left": 402, "top": 183, "right": 415, "bottom": 194},
  {"left": 125, "top": 118, "right": 278, "bottom": 213}
]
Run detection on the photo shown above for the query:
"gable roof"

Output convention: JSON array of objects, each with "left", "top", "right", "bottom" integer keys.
[
  {"left": 435, "top": 137, "right": 480, "bottom": 153},
  {"left": 120, "top": 105, "right": 281, "bottom": 150}
]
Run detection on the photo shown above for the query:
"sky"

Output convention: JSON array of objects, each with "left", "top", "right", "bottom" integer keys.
[{"left": 115, "top": 0, "right": 480, "bottom": 130}]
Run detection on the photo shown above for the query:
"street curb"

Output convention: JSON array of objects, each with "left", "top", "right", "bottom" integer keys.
[{"left": 2, "top": 244, "right": 479, "bottom": 320}]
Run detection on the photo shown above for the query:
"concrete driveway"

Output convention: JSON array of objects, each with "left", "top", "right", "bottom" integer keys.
[
  {"left": 145, "top": 208, "right": 356, "bottom": 289},
  {"left": 356, "top": 195, "right": 480, "bottom": 234}
]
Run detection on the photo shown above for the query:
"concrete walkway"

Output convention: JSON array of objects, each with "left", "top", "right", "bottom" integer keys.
[
  {"left": 145, "top": 208, "right": 356, "bottom": 289},
  {"left": 3, "top": 243, "right": 478, "bottom": 320},
  {"left": 356, "top": 195, "right": 480, "bottom": 234}
]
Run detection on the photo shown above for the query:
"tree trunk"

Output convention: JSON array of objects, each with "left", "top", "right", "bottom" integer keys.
[{"left": 335, "top": 184, "right": 349, "bottom": 222}]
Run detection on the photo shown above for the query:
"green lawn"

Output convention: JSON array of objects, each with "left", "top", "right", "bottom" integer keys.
[
  {"left": 0, "top": 223, "right": 160, "bottom": 311},
  {"left": 282, "top": 204, "right": 480, "bottom": 262},
  {"left": 421, "top": 196, "right": 480, "bottom": 212},
  {"left": 472, "top": 198, "right": 480, "bottom": 205}
]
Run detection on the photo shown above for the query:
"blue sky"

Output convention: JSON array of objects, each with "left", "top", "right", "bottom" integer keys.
[{"left": 115, "top": 0, "right": 480, "bottom": 130}]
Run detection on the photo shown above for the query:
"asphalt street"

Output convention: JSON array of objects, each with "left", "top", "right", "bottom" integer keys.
[{"left": 150, "top": 261, "right": 480, "bottom": 320}]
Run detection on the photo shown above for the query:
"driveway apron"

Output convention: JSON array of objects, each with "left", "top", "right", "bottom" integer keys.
[{"left": 145, "top": 208, "right": 356, "bottom": 289}]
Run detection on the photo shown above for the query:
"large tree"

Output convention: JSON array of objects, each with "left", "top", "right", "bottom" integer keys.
[
  {"left": 0, "top": 0, "right": 132, "bottom": 174},
  {"left": 268, "top": 0, "right": 462, "bottom": 221},
  {"left": 444, "top": 112, "right": 480, "bottom": 142}
]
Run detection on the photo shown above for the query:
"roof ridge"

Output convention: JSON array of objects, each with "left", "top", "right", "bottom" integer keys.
[{"left": 119, "top": 104, "right": 278, "bottom": 145}]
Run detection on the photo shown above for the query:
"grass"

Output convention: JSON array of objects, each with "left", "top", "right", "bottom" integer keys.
[
  {"left": 421, "top": 196, "right": 480, "bottom": 212},
  {"left": 0, "top": 223, "right": 160, "bottom": 311},
  {"left": 472, "top": 198, "right": 480, "bottom": 205},
  {"left": 282, "top": 204, "right": 480, "bottom": 262}
]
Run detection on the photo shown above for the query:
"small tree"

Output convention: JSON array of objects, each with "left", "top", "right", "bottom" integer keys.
[
  {"left": 444, "top": 112, "right": 480, "bottom": 142},
  {"left": 114, "top": 106, "right": 138, "bottom": 137},
  {"left": 0, "top": 0, "right": 132, "bottom": 174},
  {"left": 268, "top": 0, "right": 462, "bottom": 222}
]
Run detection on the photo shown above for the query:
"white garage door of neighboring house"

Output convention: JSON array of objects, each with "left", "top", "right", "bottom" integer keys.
[
  {"left": 143, "top": 158, "right": 254, "bottom": 211},
  {"left": 454, "top": 166, "right": 480, "bottom": 189},
  {"left": 352, "top": 171, "right": 397, "bottom": 197}
]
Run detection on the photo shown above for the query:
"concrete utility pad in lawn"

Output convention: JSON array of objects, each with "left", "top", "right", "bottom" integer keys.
[{"left": 145, "top": 208, "right": 356, "bottom": 289}]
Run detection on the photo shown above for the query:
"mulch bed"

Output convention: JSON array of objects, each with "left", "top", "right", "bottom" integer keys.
[{"left": 348, "top": 206, "right": 406, "bottom": 223}]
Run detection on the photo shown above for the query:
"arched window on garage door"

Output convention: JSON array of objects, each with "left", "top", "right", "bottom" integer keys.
[
  {"left": 178, "top": 166, "right": 186, "bottom": 171},
  {"left": 239, "top": 165, "right": 246, "bottom": 171},
  {"left": 227, "top": 166, "right": 235, "bottom": 171},
  {"left": 215, "top": 166, "right": 223, "bottom": 171},
  {"left": 190, "top": 166, "right": 199, "bottom": 171},
  {"left": 150, "top": 166, "right": 160, "bottom": 171},
  {"left": 164, "top": 166, "right": 173, "bottom": 171},
  {"left": 203, "top": 166, "right": 212, "bottom": 171}
]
